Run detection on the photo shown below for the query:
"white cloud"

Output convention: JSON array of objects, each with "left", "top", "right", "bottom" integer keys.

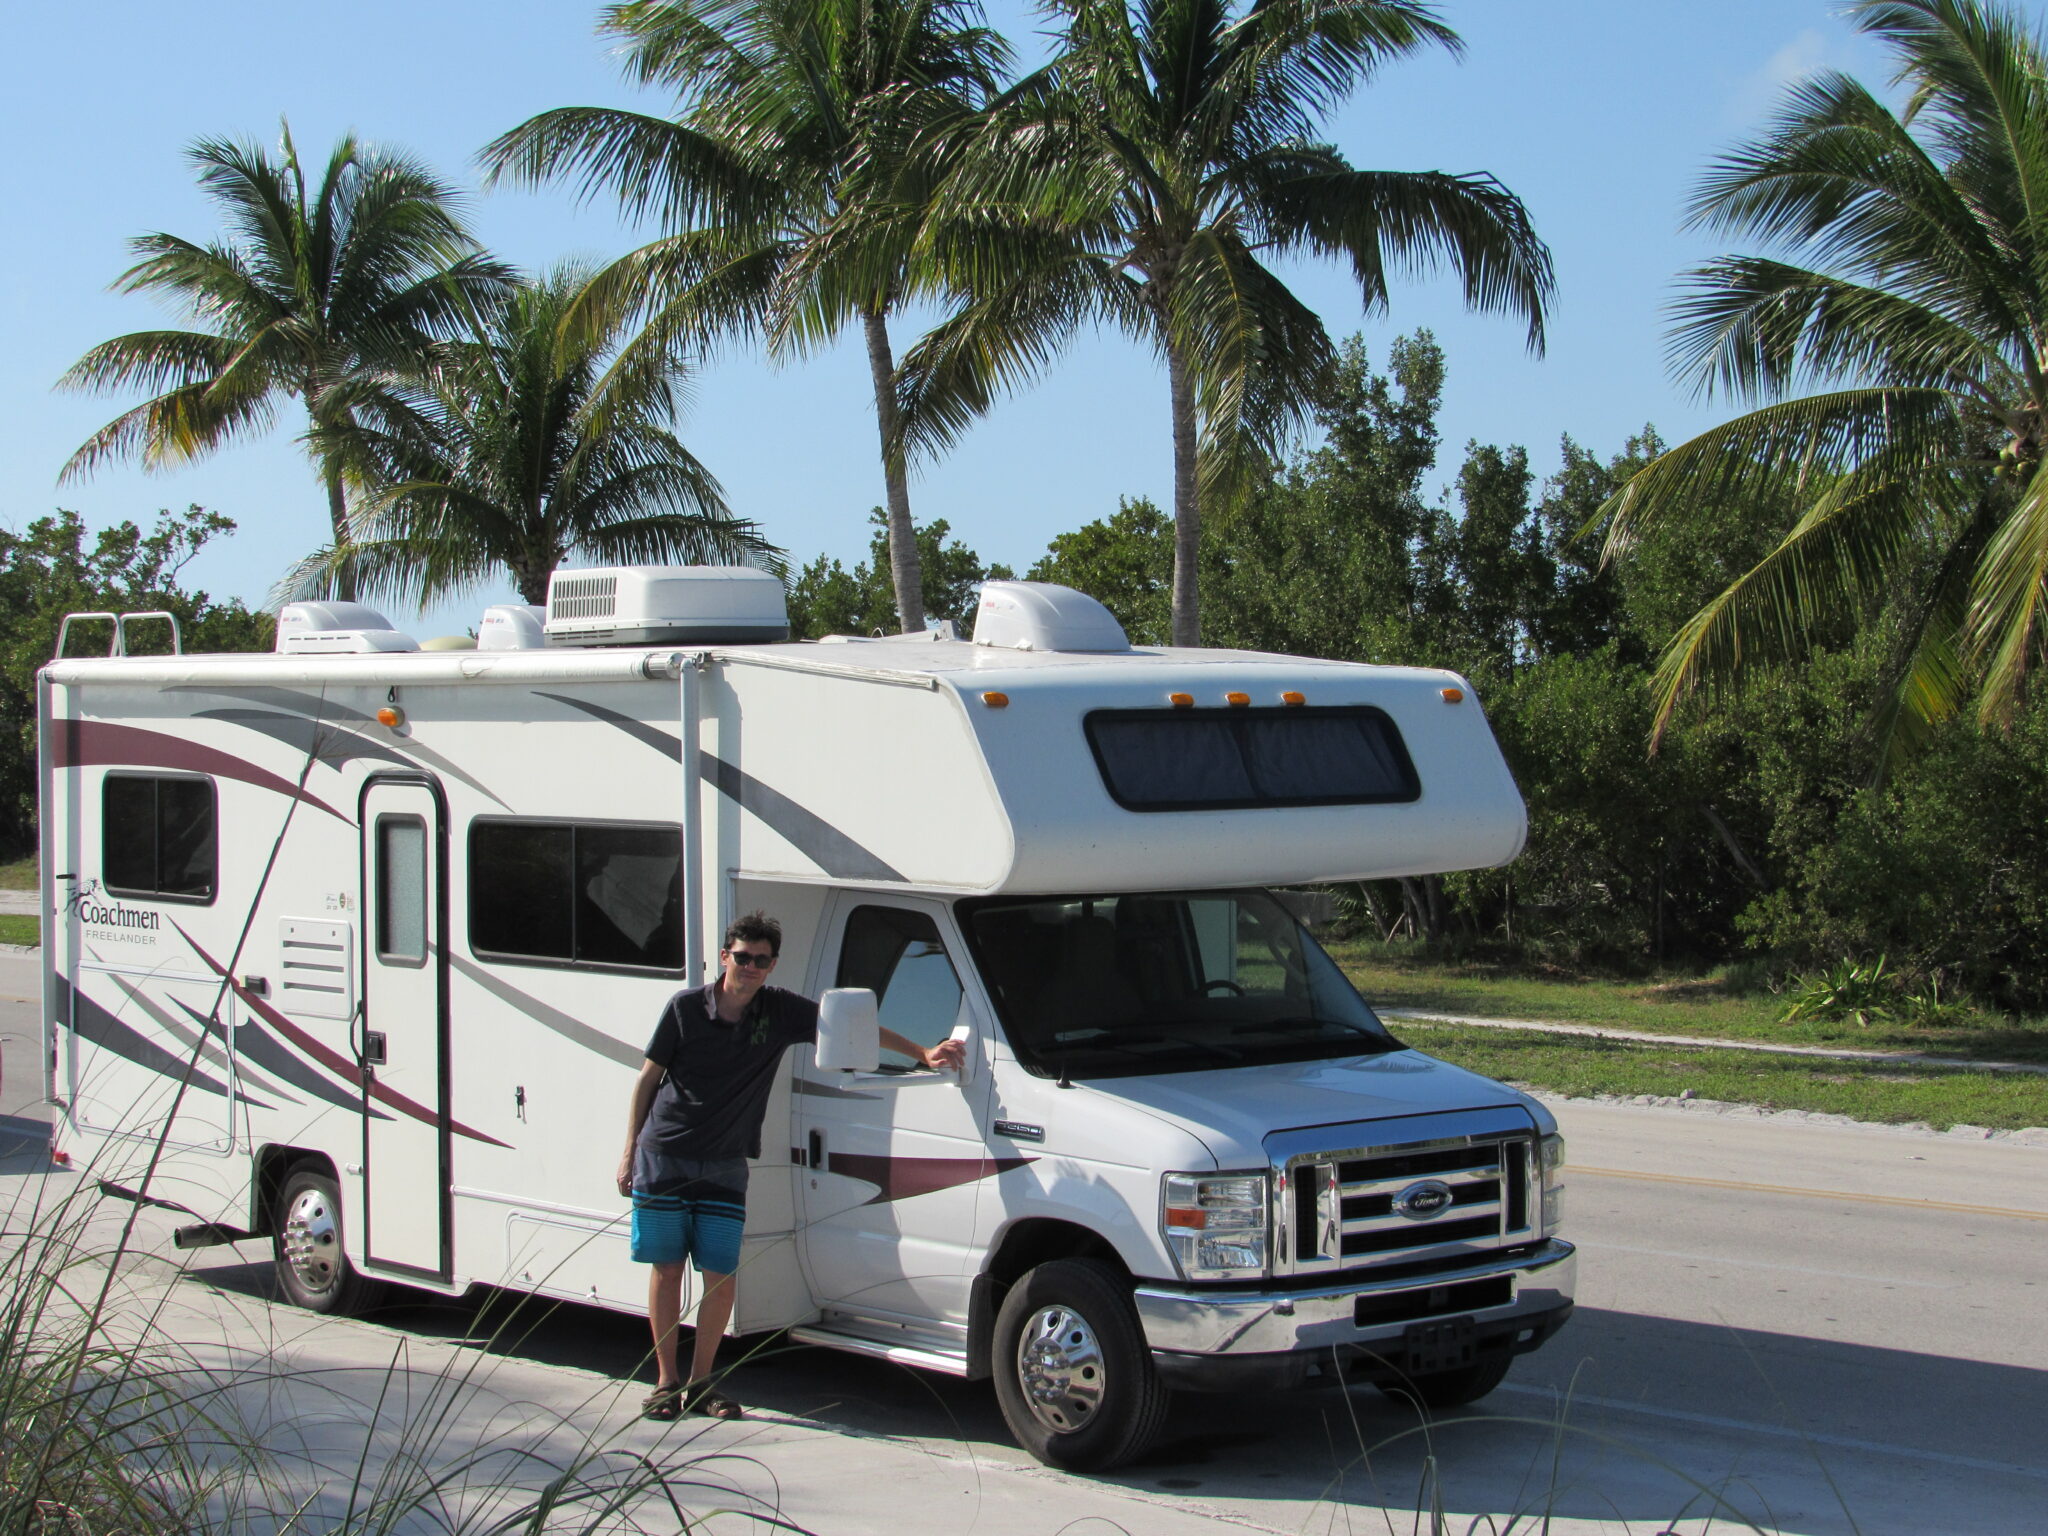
[{"left": 1729, "top": 29, "right": 1834, "bottom": 124}]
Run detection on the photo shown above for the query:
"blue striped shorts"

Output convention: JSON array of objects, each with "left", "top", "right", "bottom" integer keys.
[{"left": 629, "top": 1157, "right": 748, "bottom": 1274}]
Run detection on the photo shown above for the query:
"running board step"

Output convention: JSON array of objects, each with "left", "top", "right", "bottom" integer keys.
[{"left": 786, "top": 1326, "right": 970, "bottom": 1377}]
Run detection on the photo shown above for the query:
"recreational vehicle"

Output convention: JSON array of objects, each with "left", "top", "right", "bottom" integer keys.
[{"left": 37, "top": 571, "right": 1574, "bottom": 1470}]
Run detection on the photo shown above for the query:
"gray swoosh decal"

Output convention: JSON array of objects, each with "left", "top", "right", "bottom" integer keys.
[
  {"left": 535, "top": 692, "right": 905, "bottom": 883},
  {"left": 173, "top": 686, "right": 510, "bottom": 808},
  {"left": 449, "top": 953, "right": 643, "bottom": 1068},
  {"left": 195, "top": 709, "right": 416, "bottom": 772}
]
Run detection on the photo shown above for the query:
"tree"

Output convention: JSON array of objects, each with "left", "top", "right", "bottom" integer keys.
[
  {"left": 484, "top": 0, "right": 1008, "bottom": 633},
  {"left": 0, "top": 509, "right": 271, "bottom": 855},
  {"left": 784, "top": 508, "right": 1012, "bottom": 637},
  {"left": 1028, "top": 497, "right": 1173, "bottom": 645},
  {"left": 907, "top": 0, "right": 1552, "bottom": 645},
  {"left": 1601, "top": 0, "right": 2048, "bottom": 751},
  {"left": 58, "top": 127, "right": 509, "bottom": 600},
  {"left": 279, "top": 265, "right": 776, "bottom": 608}
]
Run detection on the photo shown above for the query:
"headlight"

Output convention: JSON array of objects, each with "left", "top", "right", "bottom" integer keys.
[
  {"left": 1161, "top": 1171, "right": 1269, "bottom": 1279},
  {"left": 1539, "top": 1133, "right": 1565, "bottom": 1233}
]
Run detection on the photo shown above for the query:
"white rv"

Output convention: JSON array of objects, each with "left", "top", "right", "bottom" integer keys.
[{"left": 37, "top": 571, "right": 1573, "bottom": 1471}]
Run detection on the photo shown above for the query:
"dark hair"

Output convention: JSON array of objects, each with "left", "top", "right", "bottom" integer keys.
[{"left": 723, "top": 909, "right": 781, "bottom": 957}]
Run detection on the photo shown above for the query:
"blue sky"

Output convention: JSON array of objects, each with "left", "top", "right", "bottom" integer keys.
[{"left": 0, "top": 1, "right": 1977, "bottom": 637}]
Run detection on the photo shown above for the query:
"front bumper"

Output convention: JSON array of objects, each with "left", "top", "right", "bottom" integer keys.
[{"left": 1135, "top": 1239, "right": 1575, "bottom": 1392}]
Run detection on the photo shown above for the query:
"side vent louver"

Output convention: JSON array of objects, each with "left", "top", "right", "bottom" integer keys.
[
  {"left": 278, "top": 919, "right": 355, "bottom": 1020},
  {"left": 549, "top": 574, "right": 619, "bottom": 622}
]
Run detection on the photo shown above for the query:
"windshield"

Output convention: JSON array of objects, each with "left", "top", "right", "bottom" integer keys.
[{"left": 960, "top": 888, "right": 1402, "bottom": 1080}]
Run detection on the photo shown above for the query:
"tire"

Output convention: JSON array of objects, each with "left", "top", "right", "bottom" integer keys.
[
  {"left": 992, "top": 1258, "right": 1169, "bottom": 1471},
  {"left": 272, "top": 1167, "right": 380, "bottom": 1316},
  {"left": 1377, "top": 1351, "right": 1513, "bottom": 1410}
]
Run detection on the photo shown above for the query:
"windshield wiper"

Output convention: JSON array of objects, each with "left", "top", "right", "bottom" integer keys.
[{"left": 1227, "top": 1015, "right": 1400, "bottom": 1050}]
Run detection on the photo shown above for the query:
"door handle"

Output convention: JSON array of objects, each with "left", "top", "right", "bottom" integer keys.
[
  {"left": 363, "top": 1031, "right": 388, "bottom": 1067},
  {"left": 808, "top": 1128, "right": 824, "bottom": 1170}
]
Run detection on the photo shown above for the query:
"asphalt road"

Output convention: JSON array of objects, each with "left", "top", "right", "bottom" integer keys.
[{"left": 5, "top": 948, "right": 2044, "bottom": 1535}]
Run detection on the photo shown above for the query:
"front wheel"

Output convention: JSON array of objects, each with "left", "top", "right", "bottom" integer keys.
[
  {"left": 992, "top": 1258, "right": 1168, "bottom": 1471},
  {"left": 273, "top": 1166, "right": 380, "bottom": 1316},
  {"left": 1376, "top": 1351, "right": 1513, "bottom": 1410}
]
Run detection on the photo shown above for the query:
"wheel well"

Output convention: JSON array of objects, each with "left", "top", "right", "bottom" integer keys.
[
  {"left": 986, "top": 1218, "right": 1126, "bottom": 1290},
  {"left": 251, "top": 1146, "right": 335, "bottom": 1237}
]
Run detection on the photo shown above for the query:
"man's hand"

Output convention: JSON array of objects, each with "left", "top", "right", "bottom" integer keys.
[
  {"left": 616, "top": 1151, "right": 634, "bottom": 1198},
  {"left": 920, "top": 1037, "right": 967, "bottom": 1073}
]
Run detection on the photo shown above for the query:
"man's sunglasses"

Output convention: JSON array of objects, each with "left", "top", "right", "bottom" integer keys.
[{"left": 725, "top": 949, "right": 776, "bottom": 969}]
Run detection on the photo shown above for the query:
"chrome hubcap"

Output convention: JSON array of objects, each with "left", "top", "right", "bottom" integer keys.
[
  {"left": 281, "top": 1187, "right": 341, "bottom": 1293},
  {"left": 1016, "top": 1303, "right": 1106, "bottom": 1433}
]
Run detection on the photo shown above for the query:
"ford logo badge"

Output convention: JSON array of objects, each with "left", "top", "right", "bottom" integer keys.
[{"left": 1393, "top": 1179, "right": 1455, "bottom": 1220}]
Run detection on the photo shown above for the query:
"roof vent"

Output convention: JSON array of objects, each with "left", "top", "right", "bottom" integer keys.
[
  {"left": 544, "top": 566, "right": 789, "bottom": 647},
  {"left": 972, "top": 582, "right": 1129, "bottom": 654},
  {"left": 275, "top": 601, "right": 420, "bottom": 655},
  {"left": 478, "top": 604, "right": 548, "bottom": 651}
]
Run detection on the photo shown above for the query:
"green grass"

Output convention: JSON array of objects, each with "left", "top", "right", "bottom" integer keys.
[
  {"left": 0, "top": 914, "right": 36, "bottom": 947},
  {"left": 0, "top": 853, "right": 34, "bottom": 890},
  {"left": 1399, "top": 1022, "right": 2048, "bottom": 1131},
  {"left": 1328, "top": 939, "right": 2048, "bottom": 1066}
]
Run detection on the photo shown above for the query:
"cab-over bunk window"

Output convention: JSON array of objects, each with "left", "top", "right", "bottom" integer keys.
[
  {"left": 468, "top": 819, "right": 683, "bottom": 973},
  {"left": 1085, "top": 706, "right": 1420, "bottom": 811},
  {"left": 102, "top": 773, "right": 216, "bottom": 903}
]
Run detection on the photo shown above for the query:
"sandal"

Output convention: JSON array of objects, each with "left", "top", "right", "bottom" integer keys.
[
  {"left": 640, "top": 1384, "right": 684, "bottom": 1421},
  {"left": 684, "top": 1383, "right": 745, "bottom": 1420}
]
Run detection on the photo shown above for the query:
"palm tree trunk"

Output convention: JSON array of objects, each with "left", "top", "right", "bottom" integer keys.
[
  {"left": 861, "top": 307, "right": 925, "bottom": 634},
  {"left": 324, "top": 466, "right": 358, "bottom": 603},
  {"left": 1167, "top": 340, "right": 1201, "bottom": 647}
]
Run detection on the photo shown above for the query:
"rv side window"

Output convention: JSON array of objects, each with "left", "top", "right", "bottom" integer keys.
[
  {"left": 375, "top": 815, "right": 430, "bottom": 965},
  {"left": 101, "top": 773, "right": 216, "bottom": 903},
  {"left": 836, "top": 906, "right": 964, "bottom": 1068},
  {"left": 469, "top": 820, "right": 683, "bottom": 973},
  {"left": 1084, "top": 707, "right": 1420, "bottom": 811}
]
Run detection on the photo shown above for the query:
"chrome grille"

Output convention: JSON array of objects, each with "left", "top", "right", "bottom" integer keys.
[{"left": 1270, "top": 1107, "right": 1537, "bottom": 1277}]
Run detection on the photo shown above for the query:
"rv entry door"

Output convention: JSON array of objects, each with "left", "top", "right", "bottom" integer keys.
[{"left": 358, "top": 777, "right": 450, "bottom": 1280}]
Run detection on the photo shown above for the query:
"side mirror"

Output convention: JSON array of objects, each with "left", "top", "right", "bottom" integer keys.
[
  {"left": 815, "top": 988, "right": 880, "bottom": 1072},
  {"left": 947, "top": 991, "right": 978, "bottom": 1082}
]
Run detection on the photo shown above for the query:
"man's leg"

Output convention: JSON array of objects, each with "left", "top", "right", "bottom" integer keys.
[
  {"left": 688, "top": 1269, "right": 735, "bottom": 1387},
  {"left": 648, "top": 1262, "right": 688, "bottom": 1388}
]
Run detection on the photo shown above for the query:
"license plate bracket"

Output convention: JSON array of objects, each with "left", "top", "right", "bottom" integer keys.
[{"left": 1402, "top": 1315, "right": 1478, "bottom": 1375}]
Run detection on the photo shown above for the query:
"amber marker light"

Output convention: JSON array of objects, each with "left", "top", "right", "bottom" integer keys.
[
  {"left": 1280, "top": 690, "right": 1305, "bottom": 706},
  {"left": 1441, "top": 687, "right": 1465, "bottom": 704},
  {"left": 981, "top": 691, "right": 1009, "bottom": 708},
  {"left": 1225, "top": 691, "right": 1250, "bottom": 707},
  {"left": 1168, "top": 692, "right": 1194, "bottom": 707},
  {"left": 376, "top": 706, "right": 406, "bottom": 728}
]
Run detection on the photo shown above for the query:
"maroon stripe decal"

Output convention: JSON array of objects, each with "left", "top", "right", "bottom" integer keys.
[
  {"left": 826, "top": 1151, "right": 1036, "bottom": 1205},
  {"left": 56, "top": 720, "right": 348, "bottom": 823},
  {"left": 176, "top": 925, "right": 511, "bottom": 1148}
]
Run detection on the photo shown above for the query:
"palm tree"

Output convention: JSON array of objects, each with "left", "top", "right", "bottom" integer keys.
[
  {"left": 483, "top": 0, "right": 1008, "bottom": 632},
  {"left": 58, "top": 126, "right": 509, "bottom": 600},
  {"left": 278, "top": 264, "right": 779, "bottom": 608},
  {"left": 902, "top": 0, "right": 1552, "bottom": 645},
  {"left": 1602, "top": 0, "right": 2048, "bottom": 748}
]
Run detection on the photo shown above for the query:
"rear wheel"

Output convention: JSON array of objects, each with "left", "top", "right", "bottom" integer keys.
[
  {"left": 273, "top": 1167, "right": 379, "bottom": 1315},
  {"left": 1377, "top": 1352, "right": 1513, "bottom": 1410},
  {"left": 992, "top": 1258, "right": 1168, "bottom": 1471}
]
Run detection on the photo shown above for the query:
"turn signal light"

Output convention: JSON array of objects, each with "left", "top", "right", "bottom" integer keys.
[{"left": 1162, "top": 1205, "right": 1207, "bottom": 1230}]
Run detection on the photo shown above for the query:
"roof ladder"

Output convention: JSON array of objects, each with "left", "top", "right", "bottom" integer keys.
[{"left": 54, "top": 610, "right": 183, "bottom": 660}]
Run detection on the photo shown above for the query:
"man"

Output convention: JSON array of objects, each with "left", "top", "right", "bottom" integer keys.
[{"left": 618, "top": 909, "right": 965, "bottom": 1420}]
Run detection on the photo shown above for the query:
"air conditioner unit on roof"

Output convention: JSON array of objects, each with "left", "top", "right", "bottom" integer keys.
[
  {"left": 275, "top": 602, "right": 421, "bottom": 655},
  {"left": 544, "top": 566, "right": 789, "bottom": 646}
]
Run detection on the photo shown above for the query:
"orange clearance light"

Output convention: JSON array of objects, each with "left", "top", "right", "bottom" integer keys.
[
  {"left": 1163, "top": 1205, "right": 1208, "bottom": 1230},
  {"left": 1281, "top": 690, "right": 1306, "bottom": 707},
  {"left": 981, "top": 691, "right": 1009, "bottom": 708},
  {"left": 1441, "top": 687, "right": 1465, "bottom": 704},
  {"left": 1225, "top": 691, "right": 1250, "bottom": 707},
  {"left": 1168, "top": 692, "right": 1194, "bottom": 708},
  {"left": 376, "top": 706, "right": 406, "bottom": 728}
]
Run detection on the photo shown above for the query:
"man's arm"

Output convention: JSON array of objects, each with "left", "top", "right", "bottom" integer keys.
[
  {"left": 878, "top": 1027, "right": 966, "bottom": 1073},
  {"left": 617, "top": 1058, "right": 665, "bottom": 1196}
]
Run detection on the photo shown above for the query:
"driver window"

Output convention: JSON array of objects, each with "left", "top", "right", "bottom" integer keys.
[{"left": 837, "top": 906, "right": 964, "bottom": 1067}]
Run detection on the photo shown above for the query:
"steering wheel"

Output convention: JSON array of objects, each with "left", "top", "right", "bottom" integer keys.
[{"left": 1199, "top": 978, "right": 1245, "bottom": 997}]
